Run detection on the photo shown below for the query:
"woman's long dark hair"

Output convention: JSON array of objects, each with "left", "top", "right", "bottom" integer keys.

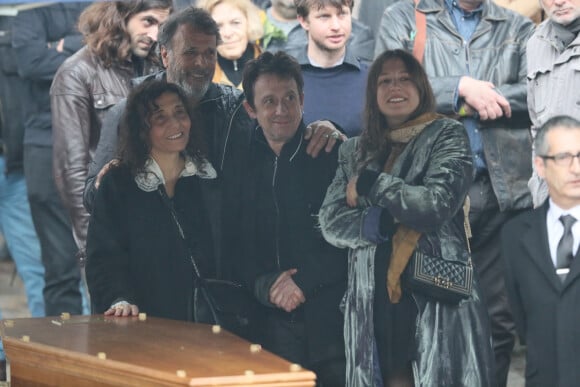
[
  {"left": 358, "top": 49, "right": 436, "bottom": 167},
  {"left": 118, "top": 80, "right": 206, "bottom": 175}
]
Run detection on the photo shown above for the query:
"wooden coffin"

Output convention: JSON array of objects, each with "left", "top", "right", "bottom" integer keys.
[{"left": 0, "top": 315, "right": 315, "bottom": 386}]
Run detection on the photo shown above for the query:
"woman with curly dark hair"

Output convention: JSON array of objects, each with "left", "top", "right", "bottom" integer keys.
[
  {"left": 86, "top": 80, "right": 217, "bottom": 321},
  {"left": 320, "top": 49, "right": 495, "bottom": 386}
]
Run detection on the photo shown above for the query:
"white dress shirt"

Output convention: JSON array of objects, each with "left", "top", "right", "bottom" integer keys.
[{"left": 546, "top": 200, "right": 580, "bottom": 268}]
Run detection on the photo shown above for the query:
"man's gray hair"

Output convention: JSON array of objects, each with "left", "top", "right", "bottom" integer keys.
[
  {"left": 158, "top": 6, "right": 221, "bottom": 49},
  {"left": 535, "top": 115, "right": 580, "bottom": 156}
]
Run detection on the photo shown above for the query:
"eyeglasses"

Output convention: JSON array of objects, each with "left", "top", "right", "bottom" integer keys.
[{"left": 540, "top": 152, "right": 580, "bottom": 167}]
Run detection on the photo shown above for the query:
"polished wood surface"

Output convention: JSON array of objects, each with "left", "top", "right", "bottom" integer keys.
[{"left": 0, "top": 315, "right": 315, "bottom": 386}]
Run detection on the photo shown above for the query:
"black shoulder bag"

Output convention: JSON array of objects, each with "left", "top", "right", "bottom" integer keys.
[
  {"left": 159, "top": 187, "right": 258, "bottom": 338},
  {"left": 405, "top": 198, "right": 474, "bottom": 304}
]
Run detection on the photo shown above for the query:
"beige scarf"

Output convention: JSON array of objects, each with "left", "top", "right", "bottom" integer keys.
[{"left": 383, "top": 113, "right": 441, "bottom": 303}]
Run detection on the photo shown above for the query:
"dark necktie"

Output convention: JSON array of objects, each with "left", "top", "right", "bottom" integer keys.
[{"left": 556, "top": 215, "right": 577, "bottom": 282}]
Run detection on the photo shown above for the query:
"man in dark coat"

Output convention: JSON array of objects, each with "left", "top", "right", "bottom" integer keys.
[
  {"left": 502, "top": 115, "right": 580, "bottom": 387},
  {"left": 235, "top": 51, "right": 347, "bottom": 386}
]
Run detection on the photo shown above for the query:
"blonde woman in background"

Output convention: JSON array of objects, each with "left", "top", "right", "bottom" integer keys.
[{"left": 198, "top": 0, "right": 263, "bottom": 89}]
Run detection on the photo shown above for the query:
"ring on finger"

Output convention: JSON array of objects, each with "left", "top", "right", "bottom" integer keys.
[
  {"left": 323, "top": 133, "right": 330, "bottom": 138},
  {"left": 331, "top": 131, "right": 340, "bottom": 140}
]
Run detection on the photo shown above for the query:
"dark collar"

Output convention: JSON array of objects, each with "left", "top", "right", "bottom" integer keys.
[{"left": 254, "top": 121, "right": 306, "bottom": 161}]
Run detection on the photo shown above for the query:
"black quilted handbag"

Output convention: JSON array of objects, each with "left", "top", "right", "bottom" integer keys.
[{"left": 405, "top": 250, "right": 473, "bottom": 304}]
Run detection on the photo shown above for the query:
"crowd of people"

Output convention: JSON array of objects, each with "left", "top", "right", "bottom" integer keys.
[{"left": 1, "top": 0, "right": 579, "bottom": 386}]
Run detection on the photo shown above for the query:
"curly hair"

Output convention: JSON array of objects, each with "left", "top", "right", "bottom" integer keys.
[
  {"left": 118, "top": 80, "right": 206, "bottom": 175},
  {"left": 358, "top": 49, "right": 436, "bottom": 168},
  {"left": 198, "top": 0, "right": 264, "bottom": 42},
  {"left": 78, "top": 0, "right": 173, "bottom": 68}
]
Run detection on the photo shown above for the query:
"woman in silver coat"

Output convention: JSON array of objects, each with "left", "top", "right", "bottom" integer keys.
[{"left": 319, "top": 49, "right": 495, "bottom": 387}]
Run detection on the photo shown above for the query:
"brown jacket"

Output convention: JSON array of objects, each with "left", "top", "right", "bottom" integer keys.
[{"left": 50, "top": 46, "right": 157, "bottom": 251}]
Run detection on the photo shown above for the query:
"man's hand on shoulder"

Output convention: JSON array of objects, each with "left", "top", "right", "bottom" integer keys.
[
  {"left": 304, "top": 120, "right": 347, "bottom": 157},
  {"left": 95, "top": 159, "right": 120, "bottom": 189}
]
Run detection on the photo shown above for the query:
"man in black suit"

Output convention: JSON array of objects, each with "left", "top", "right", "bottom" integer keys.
[{"left": 501, "top": 115, "right": 580, "bottom": 387}]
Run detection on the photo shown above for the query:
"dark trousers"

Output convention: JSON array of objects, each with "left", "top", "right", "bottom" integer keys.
[
  {"left": 24, "top": 145, "right": 84, "bottom": 315},
  {"left": 469, "top": 174, "right": 520, "bottom": 387},
  {"left": 263, "top": 311, "right": 346, "bottom": 387}
]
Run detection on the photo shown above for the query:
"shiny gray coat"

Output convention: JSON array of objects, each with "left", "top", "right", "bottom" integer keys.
[
  {"left": 319, "top": 118, "right": 495, "bottom": 386},
  {"left": 375, "top": 0, "right": 535, "bottom": 212}
]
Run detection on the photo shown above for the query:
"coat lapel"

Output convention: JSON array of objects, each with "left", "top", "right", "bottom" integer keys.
[{"left": 521, "top": 203, "right": 562, "bottom": 293}]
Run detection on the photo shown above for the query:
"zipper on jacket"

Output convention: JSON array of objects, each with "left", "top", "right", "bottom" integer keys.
[
  {"left": 272, "top": 156, "right": 281, "bottom": 270},
  {"left": 220, "top": 102, "right": 244, "bottom": 171}
]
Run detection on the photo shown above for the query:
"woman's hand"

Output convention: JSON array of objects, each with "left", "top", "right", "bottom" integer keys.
[
  {"left": 105, "top": 301, "right": 139, "bottom": 317},
  {"left": 346, "top": 175, "right": 359, "bottom": 207}
]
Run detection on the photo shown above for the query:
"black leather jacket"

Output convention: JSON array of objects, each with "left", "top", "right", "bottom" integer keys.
[{"left": 375, "top": 0, "right": 536, "bottom": 211}]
